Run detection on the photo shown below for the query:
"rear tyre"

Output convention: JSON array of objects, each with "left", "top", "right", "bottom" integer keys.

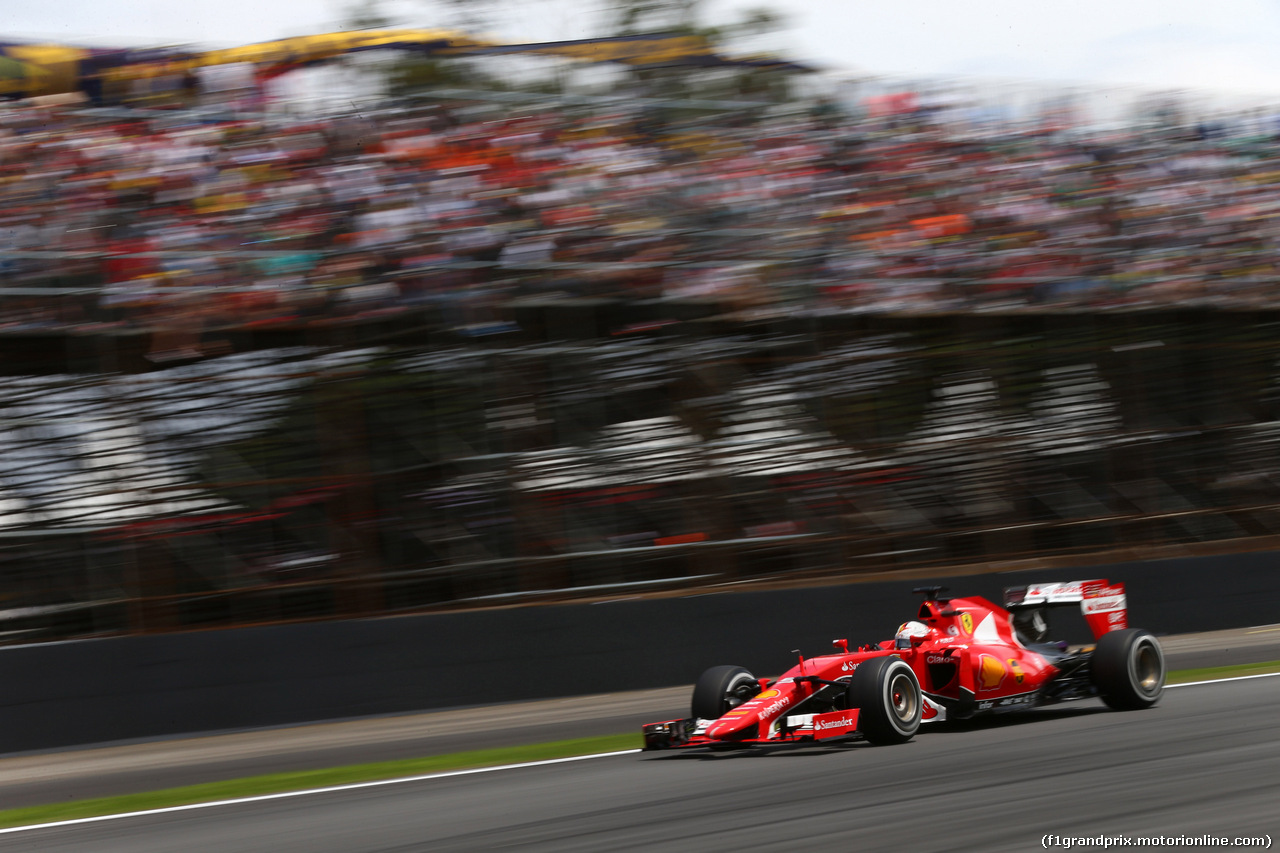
[
  {"left": 1091, "top": 628, "right": 1165, "bottom": 710},
  {"left": 691, "top": 665, "right": 759, "bottom": 720},
  {"left": 847, "top": 656, "right": 922, "bottom": 745}
]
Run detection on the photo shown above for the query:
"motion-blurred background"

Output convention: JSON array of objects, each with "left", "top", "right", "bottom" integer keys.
[{"left": 4, "top": 0, "right": 1280, "bottom": 646}]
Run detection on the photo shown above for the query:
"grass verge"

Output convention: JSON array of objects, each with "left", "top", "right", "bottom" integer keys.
[
  {"left": 0, "top": 733, "right": 641, "bottom": 830},
  {"left": 4, "top": 661, "right": 1280, "bottom": 830},
  {"left": 1165, "top": 659, "right": 1280, "bottom": 684}
]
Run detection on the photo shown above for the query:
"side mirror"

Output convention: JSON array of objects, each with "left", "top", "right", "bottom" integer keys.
[
  {"left": 832, "top": 638, "right": 850, "bottom": 654},
  {"left": 911, "top": 633, "right": 929, "bottom": 647}
]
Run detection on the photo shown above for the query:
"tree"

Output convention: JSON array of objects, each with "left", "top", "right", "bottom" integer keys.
[
  {"left": 426, "top": 0, "right": 786, "bottom": 50},
  {"left": 604, "top": 0, "right": 784, "bottom": 44},
  {"left": 337, "top": 0, "right": 793, "bottom": 101},
  {"left": 342, "top": 0, "right": 397, "bottom": 29},
  {"left": 339, "top": 0, "right": 502, "bottom": 94},
  {"left": 595, "top": 1, "right": 792, "bottom": 105}
]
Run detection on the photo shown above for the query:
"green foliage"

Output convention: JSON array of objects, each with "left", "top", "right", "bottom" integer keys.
[
  {"left": 1165, "top": 661, "right": 1280, "bottom": 684},
  {"left": 342, "top": 0, "right": 398, "bottom": 29},
  {"left": 386, "top": 57, "right": 500, "bottom": 95},
  {"left": 600, "top": 0, "right": 784, "bottom": 43},
  {"left": 365, "top": 0, "right": 794, "bottom": 101},
  {"left": 607, "top": 0, "right": 700, "bottom": 35}
]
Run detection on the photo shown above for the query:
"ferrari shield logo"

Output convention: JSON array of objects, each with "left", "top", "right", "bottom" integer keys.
[{"left": 959, "top": 612, "right": 974, "bottom": 635}]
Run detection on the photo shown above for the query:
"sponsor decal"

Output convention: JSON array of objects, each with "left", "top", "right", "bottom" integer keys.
[
  {"left": 927, "top": 654, "right": 952, "bottom": 664},
  {"left": 1080, "top": 580, "right": 1111, "bottom": 597},
  {"left": 978, "top": 654, "right": 1006, "bottom": 690},
  {"left": 736, "top": 687, "right": 791, "bottom": 721},
  {"left": 811, "top": 709, "right": 860, "bottom": 738},
  {"left": 1027, "top": 582, "right": 1085, "bottom": 603},
  {"left": 959, "top": 612, "right": 974, "bottom": 635},
  {"left": 1108, "top": 611, "right": 1125, "bottom": 624},
  {"left": 1082, "top": 594, "right": 1126, "bottom": 614},
  {"left": 947, "top": 625, "right": 960, "bottom": 637},
  {"left": 977, "top": 693, "right": 1035, "bottom": 711},
  {"left": 743, "top": 689, "right": 789, "bottom": 717},
  {"left": 841, "top": 661, "right": 860, "bottom": 672},
  {"left": 814, "top": 714, "right": 857, "bottom": 732},
  {"left": 1007, "top": 659, "right": 1025, "bottom": 684}
]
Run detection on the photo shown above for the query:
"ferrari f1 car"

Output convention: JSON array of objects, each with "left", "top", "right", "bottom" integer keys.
[{"left": 643, "top": 579, "right": 1164, "bottom": 750}]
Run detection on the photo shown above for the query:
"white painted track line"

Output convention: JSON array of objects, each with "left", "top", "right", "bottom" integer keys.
[{"left": 0, "top": 750, "right": 641, "bottom": 836}]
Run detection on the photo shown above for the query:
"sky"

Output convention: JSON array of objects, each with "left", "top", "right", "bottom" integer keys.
[{"left": 9, "top": 0, "right": 1280, "bottom": 99}]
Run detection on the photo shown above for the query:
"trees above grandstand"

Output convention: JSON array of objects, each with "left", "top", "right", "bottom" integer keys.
[
  {"left": 598, "top": 0, "right": 792, "bottom": 102},
  {"left": 603, "top": 0, "right": 785, "bottom": 46},
  {"left": 340, "top": 0, "right": 796, "bottom": 101},
  {"left": 338, "top": 0, "right": 507, "bottom": 94},
  {"left": 427, "top": 0, "right": 787, "bottom": 55}
]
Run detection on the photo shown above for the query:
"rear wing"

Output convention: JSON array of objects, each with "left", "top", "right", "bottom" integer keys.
[{"left": 1003, "top": 579, "right": 1128, "bottom": 640}]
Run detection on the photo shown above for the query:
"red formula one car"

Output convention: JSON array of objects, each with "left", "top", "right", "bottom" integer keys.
[{"left": 643, "top": 580, "right": 1165, "bottom": 750}]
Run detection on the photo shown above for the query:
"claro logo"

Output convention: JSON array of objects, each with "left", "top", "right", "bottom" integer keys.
[{"left": 814, "top": 714, "right": 856, "bottom": 731}]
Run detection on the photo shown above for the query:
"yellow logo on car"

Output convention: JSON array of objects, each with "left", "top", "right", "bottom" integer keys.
[
  {"left": 978, "top": 654, "right": 1006, "bottom": 690},
  {"left": 1008, "top": 659, "right": 1025, "bottom": 684}
]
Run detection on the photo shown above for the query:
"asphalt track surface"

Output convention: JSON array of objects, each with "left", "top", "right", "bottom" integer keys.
[
  {"left": 4, "top": 623, "right": 1279, "bottom": 813},
  {"left": 5, "top": 673, "right": 1279, "bottom": 852}
]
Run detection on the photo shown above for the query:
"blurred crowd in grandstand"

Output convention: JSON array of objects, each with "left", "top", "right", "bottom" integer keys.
[
  {"left": 4, "top": 90, "right": 1280, "bottom": 341},
  {"left": 10, "top": 83, "right": 1280, "bottom": 640}
]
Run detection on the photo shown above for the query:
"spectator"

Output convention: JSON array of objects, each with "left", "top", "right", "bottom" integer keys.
[{"left": 6, "top": 92, "right": 1280, "bottom": 336}]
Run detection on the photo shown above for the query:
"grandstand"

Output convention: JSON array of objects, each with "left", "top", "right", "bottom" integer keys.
[{"left": 4, "top": 57, "right": 1280, "bottom": 644}]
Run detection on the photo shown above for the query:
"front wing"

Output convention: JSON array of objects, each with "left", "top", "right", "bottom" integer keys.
[{"left": 643, "top": 708, "right": 861, "bottom": 750}]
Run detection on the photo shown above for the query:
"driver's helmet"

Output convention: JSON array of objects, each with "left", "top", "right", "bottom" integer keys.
[{"left": 895, "top": 620, "right": 931, "bottom": 649}]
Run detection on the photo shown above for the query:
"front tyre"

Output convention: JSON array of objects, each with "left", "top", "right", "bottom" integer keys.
[
  {"left": 847, "top": 656, "right": 922, "bottom": 745},
  {"left": 691, "top": 665, "right": 759, "bottom": 720},
  {"left": 1091, "top": 628, "right": 1165, "bottom": 710}
]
